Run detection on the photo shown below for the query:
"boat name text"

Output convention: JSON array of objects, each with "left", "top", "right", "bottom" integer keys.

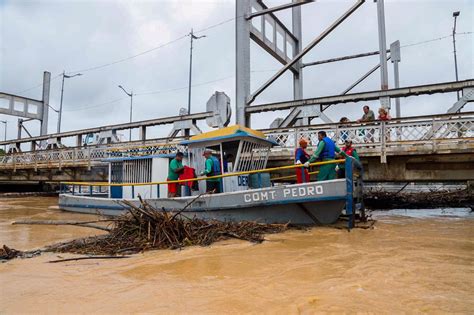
[{"left": 243, "top": 185, "right": 324, "bottom": 203}]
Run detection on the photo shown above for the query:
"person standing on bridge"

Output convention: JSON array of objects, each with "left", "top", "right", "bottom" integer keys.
[
  {"left": 167, "top": 152, "right": 185, "bottom": 197},
  {"left": 201, "top": 150, "right": 222, "bottom": 193},
  {"left": 357, "top": 105, "right": 375, "bottom": 143},
  {"left": 304, "top": 131, "right": 348, "bottom": 181},
  {"left": 378, "top": 107, "right": 391, "bottom": 121},
  {"left": 295, "top": 138, "right": 311, "bottom": 183},
  {"left": 336, "top": 140, "right": 359, "bottom": 178}
]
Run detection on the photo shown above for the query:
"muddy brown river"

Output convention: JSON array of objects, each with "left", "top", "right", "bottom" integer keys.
[{"left": 0, "top": 197, "right": 473, "bottom": 313}]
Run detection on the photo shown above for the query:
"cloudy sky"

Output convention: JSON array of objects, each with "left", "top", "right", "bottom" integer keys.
[{"left": 0, "top": 0, "right": 473, "bottom": 144}]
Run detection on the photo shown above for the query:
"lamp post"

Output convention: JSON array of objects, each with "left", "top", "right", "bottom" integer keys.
[
  {"left": 118, "top": 85, "right": 133, "bottom": 141},
  {"left": 187, "top": 28, "right": 206, "bottom": 115},
  {"left": 58, "top": 71, "right": 82, "bottom": 133},
  {"left": 452, "top": 11, "right": 460, "bottom": 101},
  {"left": 0, "top": 120, "right": 7, "bottom": 152}
]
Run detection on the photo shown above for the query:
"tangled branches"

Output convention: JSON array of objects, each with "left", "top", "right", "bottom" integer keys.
[{"left": 46, "top": 197, "right": 288, "bottom": 256}]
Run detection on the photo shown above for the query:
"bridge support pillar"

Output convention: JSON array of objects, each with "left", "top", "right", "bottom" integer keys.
[
  {"left": 76, "top": 135, "right": 82, "bottom": 147},
  {"left": 139, "top": 126, "right": 147, "bottom": 141}
]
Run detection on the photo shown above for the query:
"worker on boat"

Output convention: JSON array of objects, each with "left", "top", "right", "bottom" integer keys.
[
  {"left": 167, "top": 152, "right": 185, "bottom": 197},
  {"left": 336, "top": 139, "right": 359, "bottom": 178},
  {"left": 201, "top": 149, "right": 222, "bottom": 193},
  {"left": 223, "top": 153, "right": 234, "bottom": 173},
  {"left": 295, "top": 138, "right": 310, "bottom": 183},
  {"left": 304, "top": 131, "right": 348, "bottom": 181}
]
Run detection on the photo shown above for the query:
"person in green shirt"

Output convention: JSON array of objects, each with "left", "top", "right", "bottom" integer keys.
[
  {"left": 304, "top": 131, "right": 348, "bottom": 181},
  {"left": 200, "top": 150, "right": 222, "bottom": 193},
  {"left": 336, "top": 140, "right": 360, "bottom": 178},
  {"left": 167, "top": 152, "right": 184, "bottom": 197}
]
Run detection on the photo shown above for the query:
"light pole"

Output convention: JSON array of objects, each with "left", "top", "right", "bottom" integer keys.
[
  {"left": 58, "top": 71, "right": 82, "bottom": 133},
  {"left": 118, "top": 85, "right": 133, "bottom": 141},
  {"left": 187, "top": 28, "right": 206, "bottom": 115},
  {"left": 452, "top": 11, "right": 460, "bottom": 100},
  {"left": 0, "top": 120, "right": 7, "bottom": 152}
]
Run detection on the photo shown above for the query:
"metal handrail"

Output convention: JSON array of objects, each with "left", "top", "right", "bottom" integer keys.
[{"left": 61, "top": 159, "right": 346, "bottom": 187}]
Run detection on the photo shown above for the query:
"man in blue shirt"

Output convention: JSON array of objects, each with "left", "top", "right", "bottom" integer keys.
[{"left": 304, "top": 131, "right": 348, "bottom": 181}]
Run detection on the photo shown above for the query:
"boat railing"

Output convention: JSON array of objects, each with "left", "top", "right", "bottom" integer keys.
[{"left": 60, "top": 158, "right": 363, "bottom": 227}]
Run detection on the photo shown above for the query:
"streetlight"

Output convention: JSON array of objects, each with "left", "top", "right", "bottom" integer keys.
[
  {"left": 58, "top": 71, "right": 82, "bottom": 133},
  {"left": 452, "top": 11, "right": 460, "bottom": 100},
  {"left": 118, "top": 85, "right": 133, "bottom": 141},
  {"left": 187, "top": 28, "right": 206, "bottom": 115}
]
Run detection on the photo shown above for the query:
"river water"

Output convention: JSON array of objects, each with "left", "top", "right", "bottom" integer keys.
[{"left": 0, "top": 197, "right": 473, "bottom": 314}]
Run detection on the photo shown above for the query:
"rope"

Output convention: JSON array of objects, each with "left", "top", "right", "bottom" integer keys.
[{"left": 61, "top": 159, "right": 346, "bottom": 187}]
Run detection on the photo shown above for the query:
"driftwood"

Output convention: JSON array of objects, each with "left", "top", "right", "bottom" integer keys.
[
  {"left": 42, "top": 197, "right": 288, "bottom": 256},
  {"left": 12, "top": 220, "right": 112, "bottom": 232},
  {"left": 48, "top": 256, "right": 130, "bottom": 263},
  {"left": 364, "top": 188, "right": 474, "bottom": 209}
]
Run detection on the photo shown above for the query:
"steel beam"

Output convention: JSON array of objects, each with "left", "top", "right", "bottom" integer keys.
[
  {"left": 390, "top": 40, "right": 401, "bottom": 117},
  {"left": 0, "top": 111, "right": 214, "bottom": 146},
  {"left": 245, "top": 79, "right": 474, "bottom": 113},
  {"left": 246, "top": 0, "right": 314, "bottom": 19},
  {"left": 249, "top": 0, "right": 299, "bottom": 69},
  {"left": 302, "top": 50, "right": 390, "bottom": 68},
  {"left": 447, "top": 88, "right": 474, "bottom": 113},
  {"left": 341, "top": 56, "right": 391, "bottom": 95},
  {"left": 236, "top": 0, "right": 252, "bottom": 126},
  {"left": 0, "top": 92, "right": 43, "bottom": 120},
  {"left": 376, "top": 0, "right": 389, "bottom": 107},
  {"left": 40, "top": 71, "right": 50, "bottom": 136},
  {"left": 248, "top": 0, "right": 365, "bottom": 104},
  {"left": 292, "top": 0, "right": 303, "bottom": 100}
]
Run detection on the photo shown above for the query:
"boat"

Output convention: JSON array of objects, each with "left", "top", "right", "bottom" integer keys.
[{"left": 58, "top": 125, "right": 363, "bottom": 226}]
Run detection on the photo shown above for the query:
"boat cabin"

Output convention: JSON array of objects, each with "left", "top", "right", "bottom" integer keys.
[
  {"left": 181, "top": 125, "right": 276, "bottom": 194},
  {"left": 104, "top": 125, "right": 276, "bottom": 199}
]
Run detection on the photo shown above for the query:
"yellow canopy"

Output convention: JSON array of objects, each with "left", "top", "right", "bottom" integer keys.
[{"left": 189, "top": 125, "right": 267, "bottom": 141}]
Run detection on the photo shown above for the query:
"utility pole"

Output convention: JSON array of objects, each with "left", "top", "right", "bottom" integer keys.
[
  {"left": 58, "top": 71, "right": 82, "bottom": 133},
  {"left": 187, "top": 28, "right": 206, "bottom": 115},
  {"left": 118, "top": 85, "right": 133, "bottom": 141},
  {"left": 452, "top": 11, "right": 460, "bottom": 100}
]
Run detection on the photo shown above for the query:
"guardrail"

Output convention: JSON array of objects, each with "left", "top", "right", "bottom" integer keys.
[
  {"left": 0, "top": 143, "right": 186, "bottom": 170},
  {"left": 0, "top": 112, "right": 472, "bottom": 169},
  {"left": 264, "top": 112, "right": 474, "bottom": 162}
]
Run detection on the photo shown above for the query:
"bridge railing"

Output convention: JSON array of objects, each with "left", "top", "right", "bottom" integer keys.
[
  {"left": 0, "top": 144, "right": 186, "bottom": 170},
  {"left": 0, "top": 112, "right": 472, "bottom": 168},
  {"left": 264, "top": 112, "right": 474, "bottom": 162}
]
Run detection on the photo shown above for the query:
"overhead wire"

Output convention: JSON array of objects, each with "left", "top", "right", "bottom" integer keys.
[
  {"left": 65, "top": 75, "right": 235, "bottom": 112},
  {"left": 15, "top": 73, "right": 62, "bottom": 94},
  {"left": 67, "top": 15, "right": 240, "bottom": 75},
  {"left": 400, "top": 32, "right": 472, "bottom": 48}
]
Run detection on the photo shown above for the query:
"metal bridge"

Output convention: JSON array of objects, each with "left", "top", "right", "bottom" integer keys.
[{"left": 1, "top": 111, "right": 472, "bottom": 182}]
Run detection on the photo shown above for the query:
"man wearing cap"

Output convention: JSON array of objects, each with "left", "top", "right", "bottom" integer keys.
[
  {"left": 295, "top": 138, "right": 311, "bottom": 183},
  {"left": 201, "top": 150, "right": 222, "bottom": 193},
  {"left": 337, "top": 139, "right": 359, "bottom": 178},
  {"left": 304, "top": 131, "right": 348, "bottom": 181},
  {"left": 167, "top": 152, "right": 185, "bottom": 197}
]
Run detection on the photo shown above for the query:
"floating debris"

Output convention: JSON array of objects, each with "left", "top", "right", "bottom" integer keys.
[
  {"left": 364, "top": 188, "right": 473, "bottom": 209},
  {"left": 44, "top": 197, "right": 288, "bottom": 256}
]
